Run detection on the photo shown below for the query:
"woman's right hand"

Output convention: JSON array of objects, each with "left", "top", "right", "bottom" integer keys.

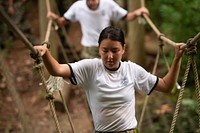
[{"left": 34, "top": 45, "right": 48, "bottom": 57}]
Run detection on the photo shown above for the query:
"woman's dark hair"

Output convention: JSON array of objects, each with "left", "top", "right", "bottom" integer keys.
[{"left": 98, "top": 26, "right": 125, "bottom": 46}]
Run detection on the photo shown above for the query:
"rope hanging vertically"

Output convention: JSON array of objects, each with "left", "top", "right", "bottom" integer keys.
[
  {"left": 44, "top": 0, "right": 77, "bottom": 133},
  {"left": 0, "top": 5, "right": 63, "bottom": 133},
  {"left": 138, "top": 41, "right": 161, "bottom": 131},
  {"left": 138, "top": 0, "right": 182, "bottom": 131},
  {"left": 138, "top": 0, "right": 200, "bottom": 132},
  {"left": 0, "top": 4, "right": 60, "bottom": 133},
  {"left": 169, "top": 33, "right": 200, "bottom": 133}
]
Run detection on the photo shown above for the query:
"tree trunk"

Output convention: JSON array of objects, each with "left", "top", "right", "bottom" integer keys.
[{"left": 127, "top": 0, "right": 145, "bottom": 66}]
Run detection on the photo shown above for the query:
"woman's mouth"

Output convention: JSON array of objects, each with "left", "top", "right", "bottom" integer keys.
[{"left": 107, "top": 61, "right": 114, "bottom": 65}]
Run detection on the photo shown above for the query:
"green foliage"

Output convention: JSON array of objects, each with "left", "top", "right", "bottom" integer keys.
[
  {"left": 146, "top": 0, "right": 200, "bottom": 87},
  {"left": 145, "top": 1, "right": 200, "bottom": 132},
  {"left": 146, "top": 0, "right": 200, "bottom": 42}
]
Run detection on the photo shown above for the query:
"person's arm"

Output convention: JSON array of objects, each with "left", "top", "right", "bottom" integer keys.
[
  {"left": 33, "top": 45, "right": 71, "bottom": 79},
  {"left": 155, "top": 43, "right": 185, "bottom": 93},
  {"left": 125, "top": 7, "right": 149, "bottom": 21},
  {"left": 47, "top": 11, "right": 69, "bottom": 27}
]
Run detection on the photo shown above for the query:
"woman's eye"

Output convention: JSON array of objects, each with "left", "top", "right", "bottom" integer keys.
[
  {"left": 102, "top": 48, "right": 119, "bottom": 53},
  {"left": 112, "top": 49, "right": 118, "bottom": 53},
  {"left": 103, "top": 49, "right": 108, "bottom": 53}
]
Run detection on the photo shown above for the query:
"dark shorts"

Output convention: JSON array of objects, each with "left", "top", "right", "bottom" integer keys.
[{"left": 80, "top": 46, "right": 100, "bottom": 59}]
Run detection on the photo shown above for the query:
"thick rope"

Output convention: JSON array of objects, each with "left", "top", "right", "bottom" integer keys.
[
  {"left": 192, "top": 57, "right": 200, "bottom": 132},
  {"left": 59, "top": 90, "right": 76, "bottom": 133},
  {"left": 44, "top": 19, "right": 53, "bottom": 42},
  {"left": 141, "top": 2, "right": 200, "bottom": 130},
  {"left": 33, "top": 55, "right": 62, "bottom": 133},
  {"left": 190, "top": 32, "right": 200, "bottom": 44},
  {"left": 138, "top": 0, "right": 146, "bottom": 25},
  {"left": 0, "top": 6, "right": 36, "bottom": 54},
  {"left": 188, "top": 38, "right": 200, "bottom": 131},
  {"left": 0, "top": 4, "right": 63, "bottom": 133},
  {"left": 138, "top": 38, "right": 181, "bottom": 131},
  {"left": 142, "top": 14, "right": 188, "bottom": 49},
  {"left": 169, "top": 55, "right": 191, "bottom": 133},
  {"left": 138, "top": 42, "right": 161, "bottom": 131},
  {"left": 45, "top": 1, "right": 77, "bottom": 132},
  {"left": 46, "top": 1, "right": 71, "bottom": 63},
  {"left": 157, "top": 42, "right": 172, "bottom": 130},
  {"left": 169, "top": 36, "right": 200, "bottom": 132},
  {"left": 138, "top": 3, "right": 200, "bottom": 132}
]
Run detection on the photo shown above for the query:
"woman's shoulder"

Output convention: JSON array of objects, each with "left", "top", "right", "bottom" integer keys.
[
  {"left": 121, "top": 60, "right": 143, "bottom": 70},
  {"left": 121, "top": 60, "right": 137, "bottom": 66}
]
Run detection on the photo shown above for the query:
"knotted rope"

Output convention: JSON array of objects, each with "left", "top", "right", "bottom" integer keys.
[
  {"left": 138, "top": 40, "right": 161, "bottom": 131},
  {"left": 169, "top": 33, "right": 200, "bottom": 133},
  {"left": 139, "top": 1, "right": 199, "bottom": 132},
  {"left": 0, "top": 5, "right": 62, "bottom": 132},
  {"left": 144, "top": 10, "right": 200, "bottom": 131},
  {"left": 43, "top": 0, "right": 77, "bottom": 132},
  {"left": 30, "top": 45, "right": 62, "bottom": 133}
]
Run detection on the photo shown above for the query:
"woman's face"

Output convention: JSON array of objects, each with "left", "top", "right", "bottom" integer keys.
[
  {"left": 86, "top": 0, "right": 100, "bottom": 10},
  {"left": 99, "top": 39, "right": 125, "bottom": 70}
]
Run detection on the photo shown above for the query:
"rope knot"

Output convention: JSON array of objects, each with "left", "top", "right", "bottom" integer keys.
[
  {"left": 30, "top": 49, "right": 40, "bottom": 60},
  {"left": 42, "top": 41, "right": 51, "bottom": 49},
  {"left": 158, "top": 40, "right": 164, "bottom": 47},
  {"left": 30, "top": 49, "right": 43, "bottom": 65},
  {"left": 186, "top": 38, "right": 197, "bottom": 55},
  {"left": 158, "top": 33, "right": 165, "bottom": 42},
  {"left": 46, "top": 94, "right": 54, "bottom": 100},
  {"left": 33, "top": 62, "right": 44, "bottom": 70},
  {"left": 186, "top": 45, "right": 197, "bottom": 55}
]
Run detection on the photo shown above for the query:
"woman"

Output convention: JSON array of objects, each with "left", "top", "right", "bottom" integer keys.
[{"left": 33, "top": 26, "right": 185, "bottom": 133}]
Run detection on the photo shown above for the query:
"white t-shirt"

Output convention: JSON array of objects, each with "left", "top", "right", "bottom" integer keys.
[
  {"left": 64, "top": 0, "right": 128, "bottom": 47},
  {"left": 69, "top": 58, "right": 158, "bottom": 132}
]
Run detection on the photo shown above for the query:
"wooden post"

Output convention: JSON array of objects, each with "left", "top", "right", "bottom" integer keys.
[{"left": 127, "top": 0, "right": 145, "bottom": 66}]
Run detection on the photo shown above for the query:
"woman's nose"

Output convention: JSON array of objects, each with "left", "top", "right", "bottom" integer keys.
[{"left": 108, "top": 52, "right": 113, "bottom": 59}]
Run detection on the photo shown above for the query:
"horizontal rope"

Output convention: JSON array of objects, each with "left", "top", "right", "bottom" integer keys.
[{"left": 0, "top": 6, "right": 37, "bottom": 54}]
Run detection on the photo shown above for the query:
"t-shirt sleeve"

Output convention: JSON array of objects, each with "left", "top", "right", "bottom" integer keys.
[
  {"left": 131, "top": 62, "right": 158, "bottom": 95},
  {"left": 69, "top": 59, "right": 98, "bottom": 86},
  {"left": 109, "top": 0, "right": 128, "bottom": 21},
  {"left": 63, "top": 2, "right": 78, "bottom": 22}
]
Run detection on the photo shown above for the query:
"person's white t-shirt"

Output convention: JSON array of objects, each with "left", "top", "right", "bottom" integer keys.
[
  {"left": 64, "top": 0, "right": 128, "bottom": 47},
  {"left": 69, "top": 58, "right": 158, "bottom": 132}
]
